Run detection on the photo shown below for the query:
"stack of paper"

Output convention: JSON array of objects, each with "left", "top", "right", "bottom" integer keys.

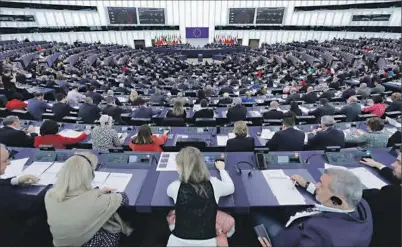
[
  {"left": 101, "top": 173, "right": 132, "bottom": 192},
  {"left": 58, "top": 129, "right": 84, "bottom": 138},
  {"left": 217, "top": 135, "right": 229, "bottom": 146},
  {"left": 93, "top": 171, "right": 110, "bottom": 188},
  {"left": 260, "top": 129, "right": 275, "bottom": 140},
  {"left": 35, "top": 172, "right": 57, "bottom": 186},
  {"left": 386, "top": 117, "right": 401, "bottom": 128},
  {"left": 0, "top": 158, "right": 29, "bottom": 179},
  {"left": 46, "top": 162, "right": 65, "bottom": 174},
  {"left": 21, "top": 162, "right": 53, "bottom": 177},
  {"left": 349, "top": 167, "right": 387, "bottom": 190},
  {"left": 261, "top": 170, "right": 306, "bottom": 205}
]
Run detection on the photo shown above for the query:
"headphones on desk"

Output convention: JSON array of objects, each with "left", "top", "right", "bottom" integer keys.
[{"left": 235, "top": 161, "right": 255, "bottom": 177}]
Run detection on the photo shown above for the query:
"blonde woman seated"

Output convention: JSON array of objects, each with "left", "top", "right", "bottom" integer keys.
[
  {"left": 45, "top": 152, "right": 132, "bottom": 247},
  {"left": 225, "top": 121, "right": 255, "bottom": 152},
  {"left": 91, "top": 115, "right": 127, "bottom": 152},
  {"left": 345, "top": 117, "right": 389, "bottom": 148},
  {"left": 166, "top": 101, "right": 187, "bottom": 119},
  {"left": 166, "top": 147, "right": 235, "bottom": 246}
]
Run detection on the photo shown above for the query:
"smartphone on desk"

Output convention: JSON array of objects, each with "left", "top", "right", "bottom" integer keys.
[{"left": 254, "top": 224, "right": 271, "bottom": 243}]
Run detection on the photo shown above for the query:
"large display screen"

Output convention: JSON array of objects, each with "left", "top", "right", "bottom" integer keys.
[
  {"left": 352, "top": 14, "right": 390, "bottom": 21},
  {"left": 0, "top": 14, "right": 35, "bottom": 22},
  {"left": 228, "top": 8, "right": 255, "bottom": 24},
  {"left": 107, "top": 7, "right": 138, "bottom": 24},
  {"left": 256, "top": 7, "right": 285, "bottom": 24},
  {"left": 138, "top": 8, "right": 165, "bottom": 24}
]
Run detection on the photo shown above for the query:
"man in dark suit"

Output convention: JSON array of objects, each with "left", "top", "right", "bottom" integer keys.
[
  {"left": 263, "top": 101, "right": 285, "bottom": 120},
  {"left": 0, "top": 144, "right": 52, "bottom": 247},
  {"left": 0, "top": 116, "right": 37, "bottom": 147},
  {"left": 192, "top": 99, "right": 214, "bottom": 121},
  {"left": 361, "top": 72, "right": 374, "bottom": 88},
  {"left": 227, "top": 97, "right": 247, "bottom": 122},
  {"left": 308, "top": 98, "right": 335, "bottom": 123},
  {"left": 226, "top": 121, "right": 255, "bottom": 152},
  {"left": 149, "top": 89, "right": 167, "bottom": 105},
  {"left": 302, "top": 86, "right": 318, "bottom": 104},
  {"left": 266, "top": 115, "right": 305, "bottom": 151},
  {"left": 307, "top": 115, "right": 345, "bottom": 150},
  {"left": 27, "top": 92, "right": 51, "bottom": 120},
  {"left": 370, "top": 81, "right": 385, "bottom": 95},
  {"left": 85, "top": 86, "right": 103, "bottom": 105},
  {"left": 219, "top": 83, "right": 234, "bottom": 95},
  {"left": 78, "top": 97, "right": 101, "bottom": 124},
  {"left": 131, "top": 100, "right": 161, "bottom": 119},
  {"left": 359, "top": 155, "right": 401, "bottom": 247},
  {"left": 115, "top": 83, "right": 129, "bottom": 94},
  {"left": 285, "top": 87, "right": 301, "bottom": 104},
  {"left": 102, "top": 96, "right": 125, "bottom": 124},
  {"left": 319, "top": 85, "right": 336, "bottom": 100},
  {"left": 342, "top": 84, "right": 356, "bottom": 101},
  {"left": 52, "top": 94, "right": 73, "bottom": 122},
  {"left": 217, "top": 93, "right": 233, "bottom": 105},
  {"left": 336, "top": 96, "right": 361, "bottom": 122},
  {"left": 385, "top": 92, "right": 402, "bottom": 112}
]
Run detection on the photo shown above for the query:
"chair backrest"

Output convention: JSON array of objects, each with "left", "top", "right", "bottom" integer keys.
[
  {"left": 163, "top": 118, "right": 186, "bottom": 127},
  {"left": 295, "top": 115, "right": 316, "bottom": 124},
  {"left": 175, "top": 139, "right": 207, "bottom": 151},
  {"left": 357, "top": 114, "right": 378, "bottom": 121},
  {"left": 129, "top": 118, "right": 152, "bottom": 126},
  {"left": 194, "top": 118, "right": 217, "bottom": 127}
]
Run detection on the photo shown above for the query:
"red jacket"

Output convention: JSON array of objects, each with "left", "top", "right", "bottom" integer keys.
[
  {"left": 6, "top": 99, "right": 27, "bottom": 110},
  {"left": 363, "top": 103, "right": 386, "bottom": 118},
  {"left": 34, "top": 133, "right": 88, "bottom": 149},
  {"left": 129, "top": 134, "right": 167, "bottom": 152}
]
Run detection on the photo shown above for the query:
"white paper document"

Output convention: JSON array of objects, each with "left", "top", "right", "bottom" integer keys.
[
  {"left": 260, "top": 129, "right": 275, "bottom": 140},
  {"left": 217, "top": 135, "right": 229, "bottom": 146},
  {"left": 0, "top": 158, "right": 29, "bottom": 179},
  {"left": 299, "top": 106, "right": 309, "bottom": 114},
  {"left": 34, "top": 126, "right": 40, "bottom": 134},
  {"left": 35, "top": 172, "right": 57, "bottom": 186},
  {"left": 93, "top": 171, "right": 110, "bottom": 188},
  {"left": 261, "top": 170, "right": 306, "bottom": 205},
  {"left": 21, "top": 162, "right": 53, "bottom": 177},
  {"left": 45, "top": 162, "right": 65, "bottom": 174},
  {"left": 157, "top": 152, "right": 178, "bottom": 171},
  {"left": 349, "top": 167, "right": 387, "bottom": 190},
  {"left": 228, "top": 132, "right": 236, "bottom": 139},
  {"left": 324, "top": 163, "right": 347, "bottom": 170},
  {"left": 58, "top": 129, "right": 84, "bottom": 139},
  {"left": 384, "top": 128, "right": 398, "bottom": 137},
  {"left": 386, "top": 117, "right": 401, "bottom": 128},
  {"left": 101, "top": 173, "right": 132, "bottom": 192},
  {"left": 304, "top": 133, "right": 309, "bottom": 144},
  {"left": 248, "top": 111, "right": 261, "bottom": 117}
]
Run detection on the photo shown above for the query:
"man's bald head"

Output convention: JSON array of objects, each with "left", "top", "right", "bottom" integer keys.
[
  {"left": 270, "top": 101, "right": 279, "bottom": 109},
  {"left": 307, "top": 86, "right": 314, "bottom": 93}
]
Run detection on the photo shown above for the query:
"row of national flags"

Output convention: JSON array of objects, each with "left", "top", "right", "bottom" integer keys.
[
  {"left": 214, "top": 35, "right": 239, "bottom": 45},
  {"left": 153, "top": 35, "right": 182, "bottom": 46}
]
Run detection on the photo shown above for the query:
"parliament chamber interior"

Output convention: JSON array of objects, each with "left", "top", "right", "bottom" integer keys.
[{"left": 0, "top": 0, "right": 401, "bottom": 247}]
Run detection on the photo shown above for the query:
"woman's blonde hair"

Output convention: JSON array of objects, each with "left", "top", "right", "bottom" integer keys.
[
  {"left": 234, "top": 121, "right": 248, "bottom": 137},
  {"left": 176, "top": 147, "right": 210, "bottom": 197},
  {"left": 47, "top": 152, "right": 98, "bottom": 202},
  {"left": 129, "top": 90, "right": 138, "bottom": 102},
  {"left": 172, "top": 101, "right": 184, "bottom": 116}
]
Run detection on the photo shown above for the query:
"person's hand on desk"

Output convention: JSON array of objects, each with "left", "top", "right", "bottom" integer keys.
[
  {"left": 18, "top": 175, "right": 40, "bottom": 185},
  {"left": 291, "top": 175, "right": 307, "bottom": 188},
  {"left": 360, "top": 158, "right": 385, "bottom": 170},
  {"left": 163, "top": 129, "right": 170, "bottom": 135},
  {"left": 215, "top": 160, "right": 225, "bottom": 170},
  {"left": 258, "top": 237, "right": 272, "bottom": 247}
]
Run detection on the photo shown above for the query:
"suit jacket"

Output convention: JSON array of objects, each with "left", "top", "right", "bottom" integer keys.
[
  {"left": 149, "top": 95, "right": 166, "bottom": 105},
  {"left": 27, "top": 98, "right": 51, "bottom": 120},
  {"left": 227, "top": 105, "right": 247, "bottom": 122},
  {"left": 78, "top": 103, "right": 101, "bottom": 124},
  {"left": 385, "top": 99, "right": 402, "bottom": 112},
  {"left": 356, "top": 88, "right": 371, "bottom": 98},
  {"left": 226, "top": 136, "right": 255, "bottom": 152},
  {"left": 193, "top": 108, "right": 214, "bottom": 121},
  {"left": 263, "top": 109, "right": 284, "bottom": 120},
  {"left": 0, "top": 179, "right": 49, "bottom": 246},
  {"left": 166, "top": 110, "right": 187, "bottom": 119},
  {"left": 307, "top": 127, "right": 345, "bottom": 150},
  {"left": 337, "top": 103, "right": 361, "bottom": 122},
  {"left": 370, "top": 84, "right": 385, "bottom": 94},
  {"left": 302, "top": 92, "right": 318, "bottom": 104},
  {"left": 102, "top": 105, "right": 125, "bottom": 124},
  {"left": 131, "top": 107, "right": 158, "bottom": 119},
  {"left": 342, "top": 88, "right": 356, "bottom": 100},
  {"left": 319, "top": 90, "right": 335, "bottom": 100},
  {"left": 85, "top": 91, "right": 103, "bottom": 105},
  {"left": 0, "top": 126, "right": 35, "bottom": 147},
  {"left": 266, "top": 127, "right": 305, "bottom": 151},
  {"left": 52, "top": 102, "right": 72, "bottom": 121},
  {"left": 362, "top": 167, "right": 401, "bottom": 247},
  {"left": 286, "top": 93, "right": 301, "bottom": 104},
  {"left": 217, "top": 98, "right": 233, "bottom": 105},
  {"left": 309, "top": 104, "right": 335, "bottom": 123}
]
